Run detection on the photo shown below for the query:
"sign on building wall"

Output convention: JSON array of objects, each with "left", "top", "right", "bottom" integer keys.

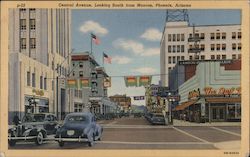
[{"left": 103, "top": 77, "right": 111, "bottom": 88}]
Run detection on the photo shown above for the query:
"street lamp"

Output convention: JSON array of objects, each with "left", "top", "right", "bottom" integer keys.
[{"left": 168, "top": 92, "right": 175, "bottom": 125}]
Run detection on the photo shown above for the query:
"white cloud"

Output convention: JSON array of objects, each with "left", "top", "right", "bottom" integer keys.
[
  {"left": 112, "top": 56, "right": 132, "bottom": 64},
  {"left": 140, "top": 28, "right": 162, "bottom": 41},
  {"left": 142, "top": 48, "right": 160, "bottom": 56},
  {"left": 113, "top": 39, "right": 143, "bottom": 55},
  {"left": 112, "top": 38, "right": 159, "bottom": 57},
  {"left": 132, "top": 67, "right": 156, "bottom": 74},
  {"left": 79, "top": 20, "right": 108, "bottom": 36}
]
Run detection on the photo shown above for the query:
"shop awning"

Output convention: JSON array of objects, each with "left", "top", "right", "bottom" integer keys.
[
  {"left": 205, "top": 97, "right": 241, "bottom": 103},
  {"left": 174, "top": 100, "right": 197, "bottom": 111}
]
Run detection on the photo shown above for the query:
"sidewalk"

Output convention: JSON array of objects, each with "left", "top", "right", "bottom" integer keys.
[{"left": 173, "top": 119, "right": 241, "bottom": 127}]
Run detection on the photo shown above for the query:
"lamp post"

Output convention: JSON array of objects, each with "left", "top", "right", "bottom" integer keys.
[{"left": 168, "top": 92, "right": 175, "bottom": 125}]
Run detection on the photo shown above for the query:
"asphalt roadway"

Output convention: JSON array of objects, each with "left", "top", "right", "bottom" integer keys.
[{"left": 9, "top": 117, "right": 241, "bottom": 150}]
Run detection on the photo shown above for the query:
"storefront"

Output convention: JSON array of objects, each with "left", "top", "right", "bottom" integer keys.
[{"left": 24, "top": 95, "right": 49, "bottom": 114}]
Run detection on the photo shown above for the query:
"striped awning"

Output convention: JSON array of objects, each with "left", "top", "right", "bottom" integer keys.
[{"left": 174, "top": 100, "right": 197, "bottom": 111}]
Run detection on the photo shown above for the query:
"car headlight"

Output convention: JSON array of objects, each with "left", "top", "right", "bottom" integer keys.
[{"left": 25, "top": 125, "right": 33, "bottom": 130}]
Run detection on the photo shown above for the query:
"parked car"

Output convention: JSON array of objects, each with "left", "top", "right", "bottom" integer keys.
[
  {"left": 55, "top": 112, "right": 103, "bottom": 147},
  {"left": 150, "top": 113, "right": 166, "bottom": 125},
  {"left": 8, "top": 113, "right": 58, "bottom": 146}
]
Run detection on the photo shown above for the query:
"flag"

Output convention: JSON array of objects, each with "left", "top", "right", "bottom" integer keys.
[
  {"left": 124, "top": 76, "right": 138, "bottom": 87},
  {"left": 80, "top": 78, "right": 90, "bottom": 88},
  {"left": 103, "top": 53, "right": 112, "bottom": 64},
  {"left": 91, "top": 33, "right": 100, "bottom": 45},
  {"left": 139, "top": 75, "right": 152, "bottom": 87},
  {"left": 67, "top": 79, "right": 78, "bottom": 88}
]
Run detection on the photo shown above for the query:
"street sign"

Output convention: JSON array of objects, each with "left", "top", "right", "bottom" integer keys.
[{"left": 134, "top": 96, "right": 145, "bottom": 100}]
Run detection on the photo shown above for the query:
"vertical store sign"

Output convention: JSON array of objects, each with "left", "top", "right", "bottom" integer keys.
[{"left": 103, "top": 77, "right": 111, "bottom": 87}]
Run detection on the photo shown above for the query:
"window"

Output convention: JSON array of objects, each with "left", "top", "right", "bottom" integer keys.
[
  {"left": 32, "top": 73, "right": 36, "bottom": 87},
  {"left": 211, "top": 55, "right": 215, "bottom": 60},
  {"left": 222, "top": 55, "right": 226, "bottom": 59},
  {"left": 177, "top": 56, "right": 180, "bottom": 62},
  {"left": 29, "top": 8, "right": 36, "bottom": 13},
  {"left": 20, "top": 38, "right": 26, "bottom": 49},
  {"left": 27, "top": 71, "right": 30, "bottom": 86},
  {"left": 201, "top": 55, "right": 205, "bottom": 60},
  {"left": 237, "top": 32, "right": 241, "bottom": 39},
  {"left": 211, "top": 44, "right": 215, "bottom": 51},
  {"left": 177, "top": 34, "right": 180, "bottom": 41},
  {"left": 20, "top": 8, "right": 26, "bottom": 12},
  {"left": 181, "top": 56, "right": 185, "bottom": 60},
  {"left": 74, "top": 89, "right": 78, "bottom": 97},
  {"left": 173, "top": 34, "right": 176, "bottom": 41},
  {"left": 181, "top": 34, "right": 185, "bottom": 41},
  {"left": 216, "top": 33, "right": 220, "bottom": 39},
  {"left": 72, "top": 71, "right": 75, "bottom": 76},
  {"left": 44, "top": 77, "right": 47, "bottom": 90},
  {"left": 222, "top": 32, "right": 226, "bottom": 39},
  {"left": 40, "top": 76, "right": 43, "bottom": 89},
  {"left": 195, "top": 33, "right": 199, "bottom": 38},
  {"left": 168, "top": 57, "right": 171, "bottom": 64},
  {"left": 168, "top": 67, "right": 171, "bottom": 72},
  {"left": 177, "top": 45, "right": 180, "bottom": 53},
  {"left": 238, "top": 54, "right": 241, "bottom": 59},
  {"left": 189, "top": 45, "right": 193, "bottom": 50},
  {"left": 232, "top": 54, "right": 236, "bottom": 59},
  {"left": 173, "top": 56, "right": 176, "bottom": 64},
  {"left": 216, "top": 44, "right": 220, "bottom": 51},
  {"left": 79, "top": 90, "right": 82, "bottom": 98},
  {"left": 79, "top": 62, "right": 83, "bottom": 68},
  {"left": 52, "top": 61, "right": 54, "bottom": 70},
  {"left": 194, "top": 55, "right": 199, "bottom": 60},
  {"left": 200, "top": 33, "right": 205, "bottom": 40},
  {"left": 222, "top": 44, "right": 226, "bottom": 51},
  {"left": 20, "top": 19, "right": 26, "bottom": 30},
  {"left": 181, "top": 45, "right": 184, "bottom": 52},
  {"left": 189, "top": 33, "right": 192, "bottom": 38},
  {"left": 168, "top": 45, "right": 171, "bottom": 53},
  {"left": 30, "top": 19, "right": 36, "bottom": 30},
  {"left": 232, "top": 32, "right": 236, "bottom": 39},
  {"left": 210, "top": 33, "right": 215, "bottom": 40},
  {"left": 30, "top": 38, "right": 36, "bottom": 49},
  {"left": 79, "top": 71, "right": 83, "bottom": 77},
  {"left": 200, "top": 44, "right": 205, "bottom": 51},
  {"left": 172, "top": 45, "right": 176, "bottom": 53},
  {"left": 189, "top": 56, "right": 193, "bottom": 60},
  {"left": 216, "top": 55, "right": 221, "bottom": 59},
  {"left": 238, "top": 43, "right": 241, "bottom": 50},
  {"left": 168, "top": 34, "right": 171, "bottom": 42},
  {"left": 52, "top": 80, "right": 54, "bottom": 91},
  {"left": 232, "top": 43, "right": 236, "bottom": 50}
]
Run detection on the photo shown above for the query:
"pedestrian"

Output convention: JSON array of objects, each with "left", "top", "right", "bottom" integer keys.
[{"left": 13, "top": 113, "right": 20, "bottom": 126}]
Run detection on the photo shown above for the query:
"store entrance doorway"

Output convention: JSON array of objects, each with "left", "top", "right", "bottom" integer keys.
[{"left": 211, "top": 106, "right": 225, "bottom": 121}]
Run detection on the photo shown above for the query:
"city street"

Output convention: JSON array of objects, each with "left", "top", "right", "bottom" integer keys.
[{"left": 9, "top": 117, "right": 241, "bottom": 150}]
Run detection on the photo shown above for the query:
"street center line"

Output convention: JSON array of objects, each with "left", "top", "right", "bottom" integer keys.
[
  {"left": 173, "top": 127, "right": 211, "bottom": 144},
  {"left": 210, "top": 127, "right": 241, "bottom": 137}
]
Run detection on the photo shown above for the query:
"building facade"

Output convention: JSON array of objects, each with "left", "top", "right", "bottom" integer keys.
[
  {"left": 109, "top": 95, "right": 131, "bottom": 113},
  {"left": 9, "top": 8, "right": 71, "bottom": 122},
  {"left": 160, "top": 20, "right": 241, "bottom": 87},
  {"left": 173, "top": 60, "right": 241, "bottom": 123}
]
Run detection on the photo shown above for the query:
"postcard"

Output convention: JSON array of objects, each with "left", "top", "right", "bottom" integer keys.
[{"left": 0, "top": 0, "right": 249, "bottom": 157}]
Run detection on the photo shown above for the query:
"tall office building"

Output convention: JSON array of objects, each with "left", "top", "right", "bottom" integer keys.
[
  {"left": 160, "top": 10, "right": 241, "bottom": 87},
  {"left": 8, "top": 8, "right": 71, "bottom": 122}
]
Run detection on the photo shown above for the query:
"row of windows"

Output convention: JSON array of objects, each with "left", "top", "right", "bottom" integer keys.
[
  {"left": 168, "top": 45, "right": 185, "bottom": 53},
  {"left": 168, "top": 56, "right": 185, "bottom": 64},
  {"left": 27, "top": 71, "right": 47, "bottom": 90},
  {"left": 20, "top": 38, "right": 36, "bottom": 49},
  {"left": 74, "top": 104, "right": 85, "bottom": 112},
  {"left": 20, "top": 8, "right": 36, "bottom": 12},
  {"left": 72, "top": 62, "right": 83, "bottom": 68},
  {"left": 189, "top": 44, "right": 205, "bottom": 51},
  {"left": 168, "top": 34, "right": 185, "bottom": 42},
  {"left": 189, "top": 32, "right": 241, "bottom": 40},
  {"left": 74, "top": 89, "right": 83, "bottom": 98},
  {"left": 20, "top": 19, "right": 36, "bottom": 30}
]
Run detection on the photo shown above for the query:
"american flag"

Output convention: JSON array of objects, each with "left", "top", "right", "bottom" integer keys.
[
  {"left": 91, "top": 33, "right": 100, "bottom": 45},
  {"left": 103, "top": 53, "right": 112, "bottom": 64}
]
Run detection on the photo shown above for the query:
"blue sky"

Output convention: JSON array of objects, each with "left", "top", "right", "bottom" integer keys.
[{"left": 71, "top": 9, "right": 241, "bottom": 105}]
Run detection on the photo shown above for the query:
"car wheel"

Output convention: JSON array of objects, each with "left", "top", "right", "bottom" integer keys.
[
  {"left": 8, "top": 140, "right": 16, "bottom": 146},
  {"left": 58, "top": 141, "right": 64, "bottom": 147},
  {"left": 35, "top": 132, "right": 44, "bottom": 145},
  {"left": 88, "top": 134, "right": 95, "bottom": 147}
]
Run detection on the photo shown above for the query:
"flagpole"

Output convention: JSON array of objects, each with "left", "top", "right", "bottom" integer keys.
[
  {"left": 102, "top": 52, "right": 104, "bottom": 67},
  {"left": 90, "top": 33, "right": 93, "bottom": 55}
]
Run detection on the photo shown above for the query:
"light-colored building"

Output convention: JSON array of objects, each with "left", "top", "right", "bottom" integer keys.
[
  {"left": 160, "top": 21, "right": 241, "bottom": 87},
  {"left": 8, "top": 8, "right": 71, "bottom": 122},
  {"left": 174, "top": 60, "right": 241, "bottom": 123},
  {"left": 109, "top": 95, "right": 131, "bottom": 113}
]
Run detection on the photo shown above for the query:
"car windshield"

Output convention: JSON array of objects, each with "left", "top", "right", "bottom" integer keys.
[
  {"left": 23, "top": 114, "right": 45, "bottom": 122},
  {"left": 154, "top": 115, "right": 164, "bottom": 118},
  {"left": 66, "top": 116, "right": 87, "bottom": 123}
]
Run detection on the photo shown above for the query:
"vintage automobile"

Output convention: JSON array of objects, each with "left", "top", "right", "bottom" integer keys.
[
  {"left": 55, "top": 112, "right": 103, "bottom": 147},
  {"left": 8, "top": 113, "right": 58, "bottom": 146},
  {"left": 150, "top": 113, "right": 166, "bottom": 125}
]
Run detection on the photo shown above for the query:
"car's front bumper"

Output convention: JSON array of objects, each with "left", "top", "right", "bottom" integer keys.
[
  {"left": 8, "top": 135, "right": 37, "bottom": 140},
  {"left": 55, "top": 136, "right": 89, "bottom": 142}
]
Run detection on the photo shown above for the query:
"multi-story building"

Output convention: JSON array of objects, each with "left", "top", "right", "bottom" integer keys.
[
  {"left": 70, "top": 52, "right": 116, "bottom": 115},
  {"left": 160, "top": 14, "right": 241, "bottom": 87},
  {"left": 8, "top": 8, "right": 71, "bottom": 122},
  {"left": 109, "top": 95, "right": 131, "bottom": 113}
]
